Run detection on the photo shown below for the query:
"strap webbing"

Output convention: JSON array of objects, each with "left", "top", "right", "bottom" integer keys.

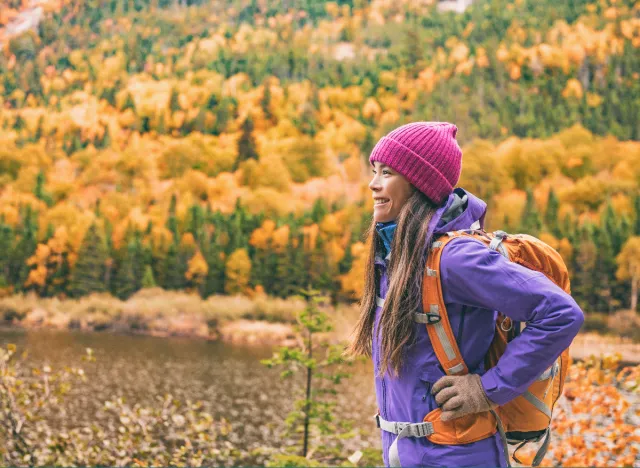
[
  {"left": 375, "top": 414, "right": 435, "bottom": 467},
  {"left": 490, "top": 409, "right": 513, "bottom": 468},
  {"left": 422, "top": 233, "right": 471, "bottom": 376},
  {"left": 522, "top": 391, "right": 552, "bottom": 419}
]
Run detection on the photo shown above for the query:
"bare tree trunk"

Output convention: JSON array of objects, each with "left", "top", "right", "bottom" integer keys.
[
  {"left": 303, "top": 327, "right": 312, "bottom": 458},
  {"left": 631, "top": 275, "right": 638, "bottom": 312}
]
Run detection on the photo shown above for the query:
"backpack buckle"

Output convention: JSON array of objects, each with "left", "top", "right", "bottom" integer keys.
[
  {"left": 425, "top": 313, "right": 441, "bottom": 324},
  {"left": 374, "top": 413, "right": 381, "bottom": 428}
]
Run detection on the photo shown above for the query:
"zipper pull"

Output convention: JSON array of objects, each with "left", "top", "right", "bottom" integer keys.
[{"left": 422, "top": 382, "right": 431, "bottom": 401}]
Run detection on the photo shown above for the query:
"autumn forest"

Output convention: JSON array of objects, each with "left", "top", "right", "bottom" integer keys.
[{"left": 0, "top": 0, "right": 639, "bottom": 316}]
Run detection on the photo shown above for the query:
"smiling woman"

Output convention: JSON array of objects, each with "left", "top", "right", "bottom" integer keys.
[
  {"left": 347, "top": 122, "right": 584, "bottom": 468},
  {"left": 369, "top": 163, "right": 415, "bottom": 223}
]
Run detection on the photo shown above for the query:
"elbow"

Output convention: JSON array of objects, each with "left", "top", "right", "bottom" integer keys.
[{"left": 565, "top": 296, "right": 585, "bottom": 337}]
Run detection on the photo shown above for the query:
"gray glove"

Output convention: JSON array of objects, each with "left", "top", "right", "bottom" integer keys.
[{"left": 431, "top": 373, "right": 498, "bottom": 421}]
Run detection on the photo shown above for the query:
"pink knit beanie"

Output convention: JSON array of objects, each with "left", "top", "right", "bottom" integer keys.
[{"left": 369, "top": 122, "right": 463, "bottom": 205}]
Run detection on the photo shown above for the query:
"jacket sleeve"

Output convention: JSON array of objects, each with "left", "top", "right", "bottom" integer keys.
[{"left": 439, "top": 237, "right": 584, "bottom": 406}]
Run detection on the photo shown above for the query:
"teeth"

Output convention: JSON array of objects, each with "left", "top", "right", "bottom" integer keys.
[{"left": 375, "top": 199, "right": 389, "bottom": 205}]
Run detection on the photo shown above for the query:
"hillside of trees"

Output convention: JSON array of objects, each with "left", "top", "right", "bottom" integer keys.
[{"left": 0, "top": 0, "right": 638, "bottom": 313}]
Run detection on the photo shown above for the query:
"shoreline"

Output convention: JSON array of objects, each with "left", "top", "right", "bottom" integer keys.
[
  {"left": 0, "top": 290, "right": 637, "bottom": 364},
  {"left": 0, "top": 317, "right": 638, "bottom": 366}
]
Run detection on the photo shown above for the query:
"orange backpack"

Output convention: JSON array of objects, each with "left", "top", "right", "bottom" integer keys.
[{"left": 418, "top": 229, "right": 572, "bottom": 467}]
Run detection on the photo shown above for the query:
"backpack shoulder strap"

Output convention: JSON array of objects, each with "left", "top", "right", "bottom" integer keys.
[{"left": 419, "top": 230, "right": 489, "bottom": 376}]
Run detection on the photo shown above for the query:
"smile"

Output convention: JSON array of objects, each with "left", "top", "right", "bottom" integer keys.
[{"left": 374, "top": 199, "right": 390, "bottom": 206}]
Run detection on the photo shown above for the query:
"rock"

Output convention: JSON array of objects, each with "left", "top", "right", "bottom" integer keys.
[{"left": 23, "top": 307, "right": 47, "bottom": 326}]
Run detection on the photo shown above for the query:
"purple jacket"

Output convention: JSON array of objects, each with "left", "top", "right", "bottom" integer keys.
[{"left": 371, "top": 188, "right": 584, "bottom": 467}]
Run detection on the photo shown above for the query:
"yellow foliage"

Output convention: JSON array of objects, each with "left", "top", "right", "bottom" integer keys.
[
  {"left": 320, "top": 213, "right": 342, "bottom": 237},
  {"left": 302, "top": 223, "right": 319, "bottom": 251},
  {"left": 224, "top": 248, "right": 252, "bottom": 295},
  {"left": 458, "top": 139, "right": 513, "bottom": 201},
  {"left": 538, "top": 232, "right": 560, "bottom": 250},
  {"left": 186, "top": 250, "right": 208, "bottom": 283},
  {"left": 240, "top": 187, "right": 297, "bottom": 217},
  {"left": 362, "top": 98, "right": 382, "bottom": 120},
  {"left": 339, "top": 241, "right": 368, "bottom": 298},
  {"left": 558, "top": 175, "right": 608, "bottom": 212},
  {"left": 449, "top": 43, "right": 469, "bottom": 63},
  {"left": 490, "top": 189, "right": 526, "bottom": 229},
  {"left": 271, "top": 225, "right": 290, "bottom": 252},
  {"left": 343, "top": 155, "right": 363, "bottom": 183},
  {"left": 240, "top": 155, "right": 292, "bottom": 192},
  {"left": 327, "top": 238, "right": 345, "bottom": 265},
  {"left": 562, "top": 79, "right": 584, "bottom": 99},
  {"left": 616, "top": 237, "right": 640, "bottom": 282}
]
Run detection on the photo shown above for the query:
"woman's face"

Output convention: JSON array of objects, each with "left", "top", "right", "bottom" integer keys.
[{"left": 369, "top": 162, "right": 414, "bottom": 223}]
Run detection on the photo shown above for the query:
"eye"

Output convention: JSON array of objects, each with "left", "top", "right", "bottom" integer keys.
[{"left": 382, "top": 170, "right": 390, "bottom": 175}]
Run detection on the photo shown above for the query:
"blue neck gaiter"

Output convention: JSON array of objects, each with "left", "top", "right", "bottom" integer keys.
[{"left": 375, "top": 220, "right": 397, "bottom": 258}]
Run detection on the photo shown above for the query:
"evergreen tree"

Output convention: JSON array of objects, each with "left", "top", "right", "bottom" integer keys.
[
  {"left": 69, "top": 223, "right": 108, "bottom": 297},
  {"left": 274, "top": 248, "right": 291, "bottom": 298},
  {"left": 0, "top": 222, "right": 15, "bottom": 284},
  {"left": 593, "top": 226, "right": 616, "bottom": 312},
  {"left": 233, "top": 117, "right": 259, "bottom": 171},
  {"left": 187, "top": 204, "right": 205, "bottom": 245},
  {"left": 163, "top": 241, "right": 183, "bottom": 290},
  {"left": 339, "top": 232, "right": 355, "bottom": 275},
  {"left": 10, "top": 205, "right": 38, "bottom": 291},
  {"left": 48, "top": 250, "right": 71, "bottom": 298},
  {"left": 168, "top": 87, "right": 180, "bottom": 113},
  {"left": 261, "top": 79, "right": 273, "bottom": 121},
  {"left": 167, "top": 194, "right": 179, "bottom": 241},
  {"left": 122, "top": 92, "right": 136, "bottom": 111},
  {"left": 602, "top": 202, "right": 622, "bottom": 254},
  {"left": 519, "top": 189, "right": 543, "bottom": 236},
  {"left": 310, "top": 198, "right": 328, "bottom": 224},
  {"left": 141, "top": 264, "right": 157, "bottom": 288},
  {"left": 544, "top": 189, "right": 560, "bottom": 237},
  {"left": 113, "top": 242, "right": 136, "bottom": 300},
  {"left": 572, "top": 225, "right": 597, "bottom": 311},
  {"left": 203, "top": 234, "right": 226, "bottom": 297},
  {"left": 33, "top": 170, "right": 53, "bottom": 207}
]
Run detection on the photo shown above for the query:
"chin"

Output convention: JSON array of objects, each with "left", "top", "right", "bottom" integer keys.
[{"left": 374, "top": 213, "right": 393, "bottom": 223}]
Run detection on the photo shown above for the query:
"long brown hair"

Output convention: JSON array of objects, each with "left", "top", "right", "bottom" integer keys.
[{"left": 347, "top": 190, "right": 439, "bottom": 377}]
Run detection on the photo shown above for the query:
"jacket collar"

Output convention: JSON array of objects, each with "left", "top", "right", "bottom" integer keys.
[{"left": 374, "top": 188, "right": 487, "bottom": 267}]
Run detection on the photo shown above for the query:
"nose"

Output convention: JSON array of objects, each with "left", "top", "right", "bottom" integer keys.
[{"left": 369, "top": 174, "right": 381, "bottom": 192}]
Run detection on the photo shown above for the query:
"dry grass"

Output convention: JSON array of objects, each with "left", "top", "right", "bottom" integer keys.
[{"left": 0, "top": 289, "right": 308, "bottom": 339}]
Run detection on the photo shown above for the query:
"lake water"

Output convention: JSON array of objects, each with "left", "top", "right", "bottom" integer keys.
[{"left": 0, "top": 328, "right": 380, "bottom": 464}]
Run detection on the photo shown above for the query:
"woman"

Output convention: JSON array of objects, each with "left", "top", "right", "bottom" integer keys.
[{"left": 348, "top": 122, "right": 584, "bottom": 467}]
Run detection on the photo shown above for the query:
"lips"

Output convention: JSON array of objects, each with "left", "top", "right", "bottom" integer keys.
[{"left": 374, "top": 198, "right": 390, "bottom": 206}]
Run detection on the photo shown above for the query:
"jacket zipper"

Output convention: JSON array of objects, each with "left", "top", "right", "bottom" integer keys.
[{"left": 375, "top": 264, "right": 388, "bottom": 420}]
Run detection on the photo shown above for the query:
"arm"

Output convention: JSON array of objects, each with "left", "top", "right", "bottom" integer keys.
[{"left": 439, "top": 237, "right": 584, "bottom": 405}]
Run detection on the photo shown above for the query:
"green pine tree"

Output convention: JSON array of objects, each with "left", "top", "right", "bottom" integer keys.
[
  {"left": 33, "top": 170, "right": 53, "bottom": 207},
  {"left": 233, "top": 117, "right": 259, "bottom": 171},
  {"left": 113, "top": 242, "right": 136, "bottom": 300},
  {"left": 167, "top": 194, "right": 179, "bottom": 241},
  {"left": 544, "top": 189, "right": 560, "bottom": 237},
  {"left": 163, "top": 241, "right": 186, "bottom": 290},
  {"left": 203, "top": 237, "right": 225, "bottom": 297},
  {"left": 261, "top": 79, "right": 273, "bottom": 121},
  {"left": 519, "top": 189, "right": 543, "bottom": 236},
  {"left": 69, "top": 223, "right": 108, "bottom": 297},
  {"left": 141, "top": 264, "right": 157, "bottom": 289}
]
